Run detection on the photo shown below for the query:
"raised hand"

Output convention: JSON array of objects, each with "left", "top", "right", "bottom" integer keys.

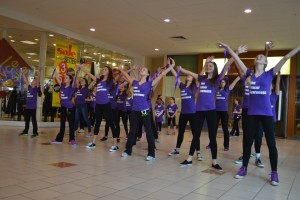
[
  {"left": 176, "top": 66, "right": 182, "bottom": 71},
  {"left": 217, "top": 42, "right": 229, "bottom": 49},
  {"left": 169, "top": 58, "right": 175, "bottom": 67},
  {"left": 206, "top": 56, "right": 214, "bottom": 63},
  {"left": 131, "top": 64, "right": 138, "bottom": 70},
  {"left": 237, "top": 45, "right": 248, "bottom": 54},
  {"left": 265, "top": 41, "right": 274, "bottom": 51}
]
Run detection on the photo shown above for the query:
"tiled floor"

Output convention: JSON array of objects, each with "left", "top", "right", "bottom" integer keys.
[{"left": 0, "top": 126, "right": 299, "bottom": 200}]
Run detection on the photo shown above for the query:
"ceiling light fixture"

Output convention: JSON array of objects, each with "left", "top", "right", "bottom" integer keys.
[
  {"left": 8, "top": 36, "right": 12, "bottom": 38},
  {"left": 34, "top": 38, "right": 39, "bottom": 41},
  {"left": 164, "top": 19, "right": 171, "bottom": 22},
  {"left": 10, "top": 40, "right": 15, "bottom": 42},
  {"left": 27, "top": 56, "right": 31, "bottom": 59},
  {"left": 93, "top": 52, "right": 97, "bottom": 55},
  {"left": 26, "top": 53, "right": 37, "bottom": 55},
  {"left": 244, "top": 9, "right": 252, "bottom": 14},
  {"left": 20, "top": 40, "right": 37, "bottom": 44},
  {"left": 32, "top": 60, "right": 39, "bottom": 62},
  {"left": 53, "top": 44, "right": 56, "bottom": 46},
  {"left": 49, "top": 34, "right": 54, "bottom": 37},
  {"left": 102, "top": 55, "right": 105, "bottom": 58},
  {"left": 112, "top": 63, "right": 116, "bottom": 67},
  {"left": 90, "top": 28, "right": 96, "bottom": 31},
  {"left": 155, "top": 48, "right": 159, "bottom": 51}
]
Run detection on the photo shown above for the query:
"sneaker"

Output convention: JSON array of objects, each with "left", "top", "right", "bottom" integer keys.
[
  {"left": 19, "top": 132, "right": 28, "bottom": 136},
  {"left": 109, "top": 146, "right": 119, "bottom": 152},
  {"left": 71, "top": 140, "right": 77, "bottom": 146},
  {"left": 235, "top": 156, "right": 243, "bottom": 164},
  {"left": 235, "top": 166, "right": 247, "bottom": 179},
  {"left": 230, "top": 133, "right": 234, "bottom": 137},
  {"left": 86, "top": 143, "right": 96, "bottom": 149},
  {"left": 212, "top": 164, "right": 223, "bottom": 171},
  {"left": 255, "top": 157, "right": 264, "bottom": 168},
  {"left": 250, "top": 153, "right": 256, "bottom": 157},
  {"left": 168, "top": 149, "right": 180, "bottom": 156},
  {"left": 31, "top": 134, "right": 39, "bottom": 138},
  {"left": 155, "top": 139, "right": 160, "bottom": 143},
  {"left": 197, "top": 153, "right": 203, "bottom": 161},
  {"left": 85, "top": 133, "right": 91, "bottom": 138},
  {"left": 179, "top": 160, "right": 192, "bottom": 166},
  {"left": 78, "top": 129, "right": 85, "bottom": 133},
  {"left": 270, "top": 171, "right": 279, "bottom": 186},
  {"left": 121, "top": 152, "right": 129, "bottom": 157},
  {"left": 146, "top": 156, "right": 155, "bottom": 161},
  {"left": 50, "top": 140, "right": 62, "bottom": 144},
  {"left": 100, "top": 136, "right": 107, "bottom": 141},
  {"left": 224, "top": 147, "right": 229, "bottom": 151},
  {"left": 117, "top": 138, "right": 120, "bottom": 143},
  {"left": 206, "top": 145, "right": 210, "bottom": 150}
]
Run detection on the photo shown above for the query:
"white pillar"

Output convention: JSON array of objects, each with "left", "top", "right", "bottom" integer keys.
[
  {"left": 36, "top": 32, "right": 47, "bottom": 121},
  {"left": 2, "top": 29, "right": 7, "bottom": 39}
]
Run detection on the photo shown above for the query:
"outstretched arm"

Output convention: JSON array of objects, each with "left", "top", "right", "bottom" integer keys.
[
  {"left": 152, "top": 58, "right": 175, "bottom": 88},
  {"left": 171, "top": 68, "right": 182, "bottom": 84},
  {"left": 118, "top": 65, "right": 134, "bottom": 85},
  {"left": 275, "top": 72, "right": 281, "bottom": 95},
  {"left": 72, "top": 68, "right": 80, "bottom": 88},
  {"left": 218, "top": 43, "right": 248, "bottom": 74},
  {"left": 81, "top": 66, "right": 97, "bottom": 82},
  {"left": 229, "top": 76, "right": 240, "bottom": 91},
  {"left": 265, "top": 41, "right": 274, "bottom": 57},
  {"left": 22, "top": 69, "right": 29, "bottom": 86},
  {"left": 54, "top": 70, "right": 62, "bottom": 86},
  {"left": 273, "top": 46, "right": 300, "bottom": 74}
]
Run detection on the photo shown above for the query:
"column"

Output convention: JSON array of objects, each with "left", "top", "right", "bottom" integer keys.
[{"left": 37, "top": 32, "right": 47, "bottom": 121}]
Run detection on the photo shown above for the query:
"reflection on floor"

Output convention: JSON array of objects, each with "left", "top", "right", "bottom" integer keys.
[{"left": 0, "top": 126, "right": 299, "bottom": 200}]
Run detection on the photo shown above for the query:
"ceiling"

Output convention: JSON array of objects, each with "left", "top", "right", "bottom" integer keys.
[{"left": 0, "top": 0, "right": 300, "bottom": 57}]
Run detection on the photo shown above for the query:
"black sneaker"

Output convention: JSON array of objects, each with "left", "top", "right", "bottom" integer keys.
[
  {"left": 86, "top": 142, "right": 96, "bottom": 149},
  {"left": 179, "top": 160, "right": 192, "bottom": 166},
  {"left": 168, "top": 149, "right": 180, "bottom": 156},
  {"left": 212, "top": 164, "right": 223, "bottom": 171},
  {"left": 19, "top": 132, "right": 28, "bottom": 136},
  {"left": 100, "top": 136, "right": 107, "bottom": 141},
  {"left": 255, "top": 157, "right": 264, "bottom": 168},
  {"left": 31, "top": 134, "right": 39, "bottom": 138},
  {"left": 117, "top": 138, "right": 120, "bottom": 143}
]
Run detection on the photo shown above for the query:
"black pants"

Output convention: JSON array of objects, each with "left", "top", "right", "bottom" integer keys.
[
  {"left": 94, "top": 103, "right": 117, "bottom": 138},
  {"left": 167, "top": 117, "right": 176, "bottom": 126},
  {"left": 231, "top": 116, "right": 241, "bottom": 136},
  {"left": 89, "top": 106, "right": 95, "bottom": 126},
  {"left": 23, "top": 109, "right": 38, "bottom": 135},
  {"left": 125, "top": 110, "right": 155, "bottom": 157},
  {"left": 136, "top": 110, "right": 158, "bottom": 139},
  {"left": 189, "top": 110, "right": 217, "bottom": 159},
  {"left": 156, "top": 122, "right": 162, "bottom": 131},
  {"left": 216, "top": 111, "right": 230, "bottom": 148},
  {"left": 117, "top": 110, "right": 129, "bottom": 137},
  {"left": 105, "top": 109, "right": 118, "bottom": 137},
  {"left": 176, "top": 113, "right": 199, "bottom": 150},
  {"left": 56, "top": 107, "right": 75, "bottom": 142},
  {"left": 243, "top": 115, "right": 278, "bottom": 171}
]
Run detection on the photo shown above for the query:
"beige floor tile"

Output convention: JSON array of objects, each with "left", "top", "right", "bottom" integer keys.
[
  {"left": 17, "top": 180, "right": 54, "bottom": 191},
  {"left": 48, "top": 183, "right": 86, "bottom": 194},
  {"left": 23, "top": 189, "right": 63, "bottom": 200},
  {"left": 146, "top": 190, "right": 183, "bottom": 200},
  {"left": 81, "top": 185, "right": 117, "bottom": 197},
  {"left": 1, "top": 195, "right": 32, "bottom": 200},
  {"left": 114, "top": 188, "right": 151, "bottom": 199},
  {"left": 55, "top": 191, "right": 98, "bottom": 200},
  {"left": 0, "top": 185, "right": 30, "bottom": 198}
]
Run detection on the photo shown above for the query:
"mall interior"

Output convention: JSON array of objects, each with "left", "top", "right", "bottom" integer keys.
[{"left": 0, "top": 0, "right": 300, "bottom": 200}]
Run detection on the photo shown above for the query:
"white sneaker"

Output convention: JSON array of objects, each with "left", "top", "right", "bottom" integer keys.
[
  {"left": 121, "top": 152, "right": 129, "bottom": 157},
  {"left": 85, "top": 133, "right": 91, "bottom": 138},
  {"left": 78, "top": 129, "right": 85, "bottom": 133},
  {"left": 109, "top": 146, "right": 119, "bottom": 152},
  {"left": 146, "top": 156, "right": 155, "bottom": 161},
  {"left": 197, "top": 153, "right": 203, "bottom": 161},
  {"left": 50, "top": 140, "right": 62, "bottom": 144},
  {"left": 86, "top": 143, "right": 96, "bottom": 149}
]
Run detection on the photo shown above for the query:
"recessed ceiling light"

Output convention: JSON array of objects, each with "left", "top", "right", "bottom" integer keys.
[
  {"left": 90, "top": 28, "right": 96, "bottom": 31},
  {"left": 20, "top": 40, "right": 37, "bottom": 44},
  {"left": 102, "top": 55, "right": 105, "bottom": 58},
  {"left": 53, "top": 43, "right": 56, "bottom": 46},
  {"left": 93, "top": 52, "right": 97, "bottom": 55},
  {"left": 97, "top": 53, "right": 101, "bottom": 55},
  {"left": 32, "top": 60, "right": 39, "bottom": 62},
  {"left": 26, "top": 53, "right": 37, "bottom": 55},
  {"left": 244, "top": 9, "right": 252, "bottom": 14},
  {"left": 49, "top": 34, "right": 54, "bottom": 37},
  {"left": 155, "top": 48, "right": 159, "bottom": 51},
  {"left": 10, "top": 40, "right": 15, "bottom": 42},
  {"left": 8, "top": 36, "right": 12, "bottom": 38},
  {"left": 83, "top": 56, "right": 93, "bottom": 59},
  {"left": 27, "top": 56, "right": 31, "bottom": 59},
  {"left": 34, "top": 38, "right": 39, "bottom": 41},
  {"left": 83, "top": 49, "right": 87, "bottom": 53},
  {"left": 106, "top": 61, "right": 110, "bottom": 64},
  {"left": 112, "top": 63, "right": 116, "bottom": 67},
  {"left": 164, "top": 19, "right": 171, "bottom": 22}
]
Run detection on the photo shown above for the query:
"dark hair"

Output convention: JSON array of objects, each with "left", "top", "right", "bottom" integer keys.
[
  {"left": 67, "top": 74, "right": 73, "bottom": 85},
  {"left": 146, "top": 69, "right": 151, "bottom": 82},
  {"left": 235, "top": 98, "right": 241, "bottom": 105},
  {"left": 82, "top": 78, "right": 88, "bottom": 88},
  {"left": 220, "top": 77, "right": 229, "bottom": 91},
  {"left": 206, "top": 61, "right": 219, "bottom": 86},
  {"left": 99, "top": 66, "right": 113, "bottom": 85},
  {"left": 170, "top": 97, "right": 175, "bottom": 102},
  {"left": 185, "top": 78, "right": 196, "bottom": 98}
]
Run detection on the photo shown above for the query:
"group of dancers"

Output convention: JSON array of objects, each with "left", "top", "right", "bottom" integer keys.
[{"left": 18, "top": 42, "right": 300, "bottom": 186}]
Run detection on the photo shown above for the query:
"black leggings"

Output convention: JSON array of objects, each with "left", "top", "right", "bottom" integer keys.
[
  {"left": 243, "top": 115, "right": 277, "bottom": 171},
  {"left": 189, "top": 110, "right": 217, "bottom": 159},
  {"left": 136, "top": 110, "right": 158, "bottom": 139},
  {"left": 216, "top": 111, "right": 230, "bottom": 148},
  {"left": 168, "top": 117, "right": 176, "bottom": 126},
  {"left": 116, "top": 110, "right": 129, "bottom": 137},
  {"left": 125, "top": 110, "right": 155, "bottom": 157},
  {"left": 105, "top": 109, "right": 118, "bottom": 137},
  {"left": 56, "top": 107, "right": 75, "bottom": 142},
  {"left": 94, "top": 103, "right": 117, "bottom": 138},
  {"left": 89, "top": 106, "right": 95, "bottom": 126},
  {"left": 156, "top": 122, "right": 162, "bottom": 131},
  {"left": 242, "top": 109, "right": 263, "bottom": 154},
  {"left": 230, "top": 116, "right": 241, "bottom": 136},
  {"left": 23, "top": 109, "right": 38, "bottom": 135},
  {"left": 176, "top": 113, "right": 199, "bottom": 150}
]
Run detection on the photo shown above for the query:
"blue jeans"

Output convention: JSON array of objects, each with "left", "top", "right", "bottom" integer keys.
[{"left": 74, "top": 104, "right": 91, "bottom": 132}]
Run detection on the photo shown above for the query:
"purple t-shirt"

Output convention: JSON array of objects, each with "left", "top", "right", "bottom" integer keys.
[
  {"left": 26, "top": 85, "right": 39, "bottom": 109},
  {"left": 197, "top": 75, "right": 221, "bottom": 111},
  {"left": 132, "top": 80, "right": 152, "bottom": 111},
  {"left": 247, "top": 69, "right": 274, "bottom": 116},
  {"left": 116, "top": 93, "right": 126, "bottom": 111},
  {"left": 126, "top": 97, "right": 133, "bottom": 111},
  {"left": 96, "top": 79, "right": 113, "bottom": 104},
  {"left": 167, "top": 104, "right": 178, "bottom": 116},
  {"left": 75, "top": 87, "right": 88, "bottom": 105},
  {"left": 155, "top": 105, "right": 164, "bottom": 122},
  {"left": 215, "top": 88, "right": 230, "bottom": 111},
  {"left": 270, "top": 92, "right": 279, "bottom": 122},
  {"left": 60, "top": 85, "right": 75, "bottom": 108},
  {"left": 233, "top": 105, "right": 242, "bottom": 117},
  {"left": 88, "top": 92, "right": 96, "bottom": 108},
  {"left": 242, "top": 76, "right": 250, "bottom": 109},
  {"left": 108, "top": 85, "right": 117, "bottom": 109},
  {"left": 179, "top": 82, "right": 196, "bottom": 114}
]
